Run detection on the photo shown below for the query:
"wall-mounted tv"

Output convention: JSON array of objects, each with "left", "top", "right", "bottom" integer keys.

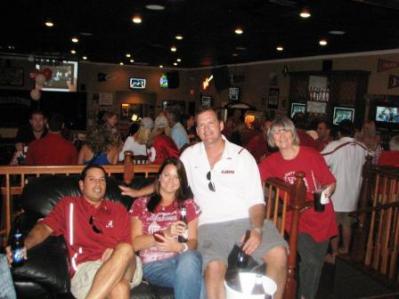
[
  {"left": 333, "top": 106, "right": 355, "bottom": 125},
  {"left": 375, "top": 105, "right": 399, "bottom": 123},
  {"left": 35, "top": 60, "right": 78, "bottom": 92},
  {"left": 129, "top": 78, "right": 146, "bottom": 89}
]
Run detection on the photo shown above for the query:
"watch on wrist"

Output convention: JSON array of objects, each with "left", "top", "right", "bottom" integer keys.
[{"left": 252, "top": 226, "right": 263, "bottom": 235}]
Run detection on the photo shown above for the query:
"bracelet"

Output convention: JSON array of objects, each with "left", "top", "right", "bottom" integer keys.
[
  {"left": 179, "top": 243, "right": 189, "bottom": 253},
  {"left": 251, "top": 226, "right": 263, "bottom": 235}
]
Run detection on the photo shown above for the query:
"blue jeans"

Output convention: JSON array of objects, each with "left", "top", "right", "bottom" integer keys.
[
  {"left": 0, "top": 254, "right": 17, "bottom": 299},
  {"left": 143, "top": 250, "right": 202, "bottom": 299}
]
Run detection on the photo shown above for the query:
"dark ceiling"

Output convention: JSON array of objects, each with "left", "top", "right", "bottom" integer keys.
[{"left": 2, "top": 0, "right": 399, "bottom": 68}]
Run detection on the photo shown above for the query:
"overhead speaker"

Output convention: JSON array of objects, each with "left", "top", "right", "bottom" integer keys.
[
  {"left": 213, "top": 66, "right": 230, "bottom": 91},
  {"left": 322, "top": 60, "right": 333, "bottom": 72},
  {"left": 167, "top": 71, "right": 179, "bottom": 89}
]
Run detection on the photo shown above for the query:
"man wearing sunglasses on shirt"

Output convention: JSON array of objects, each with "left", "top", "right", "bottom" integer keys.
[
  {"left": 6, "top": 164, "right": 140, "bottom": 299},
  {"left": 120, "top": 108, "right": 288, "bottom": 299}
]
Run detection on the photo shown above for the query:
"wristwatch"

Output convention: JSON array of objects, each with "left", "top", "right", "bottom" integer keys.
[
  {"left": 180, "top": 243, "right": 189, "bottom": 253},
  {"left": 251, "top": 226, "right": 263, "bottom": 236}
]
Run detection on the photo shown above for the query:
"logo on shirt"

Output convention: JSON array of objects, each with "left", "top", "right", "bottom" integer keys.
[
  {"left": 105, "top": 220, "right": 114, "bottom": 228},
  {"left": 221, "top": 170, "right": 235, "bottom": 174}
]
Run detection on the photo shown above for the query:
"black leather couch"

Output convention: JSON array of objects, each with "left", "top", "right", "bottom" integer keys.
[{"left": 9, "top": 175, "right": 174, "bottom": 299}]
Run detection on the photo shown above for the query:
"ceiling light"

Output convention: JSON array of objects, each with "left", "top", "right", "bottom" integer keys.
[
  {"left": 232, "top": 53, "right": 239, "bottom": 57},
  {"left": 170, "top": 46, "right": 177, "bottom": 52},
  {"left": 173, "top": 62, "right": 178, "bottom": 66},
  {"left": 120, "top": 62, "right": 124, "bottom": 65},
  {"left": 145, "top": 4, "right": 165, "bottom": 10},
  {"left": 329, "top": 30, "right": 346, "bottom": 35},
  {"left": 175, "top": 35, "right": 184, "bottom": 40},
  {"left": 177, "top": 58, "right": 181, "bottom": 62},
  {"left": 276, "top": 46, "right": 284, "bottom": 52},
  {"left": 132, "top": 15, "right": 142, "bottom": 24},
  {"left": 235, "top": 46, "right": 246, "bottom": 51},
  {"left": 71, "top": 37, "right": 79, "bottom": 43},
  {"left": 126, "top": 53, "right": 131, "bottom": 58},
  {"left": 319, "top": 39, "right": 328, "bottom": 46},
  {"left": 159, "top": 65, "right": 164, "bottom": 68},
  {"left": 130, "top": 59, "right": 134, "bottom": 63},
  {"left": 300, "top": 9, "right": 311, "bottom": 18},
  {"left": 70, "top": 49, "right": 76, "bottom": 54},
  {"left": 234, "top": 27, "right": 244, "bottom": 35},
  {"left": 45, "top": 20, "right": 54, "bottom": 27},
  {"left": 82, "top": 56, "right": 87, "bottom": 60}
]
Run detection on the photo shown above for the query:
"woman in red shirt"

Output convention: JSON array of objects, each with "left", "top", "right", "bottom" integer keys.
[
  {"left": 378, "top": 135, "right": 399, "bottom": 167},
  {"left": 258, "top": 116, "right": 336, "bottom": 299}
]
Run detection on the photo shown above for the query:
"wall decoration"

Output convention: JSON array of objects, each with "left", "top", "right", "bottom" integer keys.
[
  {"left": 388, "top": 74, "right": 399, "bottom": 89},
  {"left": 307, "top": 100, "right": 327, "bottom": 114},
  {"left": 290, "top": 102, "right": 306, "bottom": 118},
  {"left": 267, "top": 87, "right": 279, "bottom": 109},
  {"left": 0, "top": 67, "right": 24, "bottom": 86},
  {"left": 377, "top": 59, "right": 399, "bottom": 72},
  {"left": 99, "top": 92, "right": 113, "bottom": 106}
]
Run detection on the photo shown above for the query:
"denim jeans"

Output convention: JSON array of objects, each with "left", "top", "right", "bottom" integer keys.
[
  {"left": 0, "top": 254, "right": 17, "bottom": 299},
  {"left": 143, "top": 250, "right": 202, "bottom": 299}
]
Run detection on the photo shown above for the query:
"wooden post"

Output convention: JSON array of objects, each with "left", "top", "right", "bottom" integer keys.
[
  {"left": 284, "top": 171, "right": 306, "bottom": 299},
  {"left": 123, "top": 151, "right": 134, "bottom": 185}
]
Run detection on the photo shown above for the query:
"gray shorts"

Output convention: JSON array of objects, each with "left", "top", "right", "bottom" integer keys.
[{"left": 198, "top": 218, "right": 288, "bottom": 270}]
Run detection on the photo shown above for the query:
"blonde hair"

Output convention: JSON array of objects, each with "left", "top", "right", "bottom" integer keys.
[
  {"left": 135, "top": 127, "right": 151, "bottom": 145},
  {"left": 267, "top": 116, "right": 300, "bottom": 147}
]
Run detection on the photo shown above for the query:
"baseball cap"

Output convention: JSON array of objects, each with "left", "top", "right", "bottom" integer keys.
[{"left": 140, "top": 117, "right": 154, "bottom": 129}]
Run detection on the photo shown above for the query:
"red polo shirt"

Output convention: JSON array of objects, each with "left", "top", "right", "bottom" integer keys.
[
  {"left": 41, "top": 196, "right": 131, "bottom": 276},
  {"left": 25, "top": 133, "right": 78, "bottom": 165}
]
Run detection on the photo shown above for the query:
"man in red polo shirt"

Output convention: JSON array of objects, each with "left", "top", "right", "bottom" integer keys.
[
  {"left": 25, "top": 113, "right": 78, "bottom": 165},
  {"left": 7, "top": 164, "right": 139, "bottom": 299}
]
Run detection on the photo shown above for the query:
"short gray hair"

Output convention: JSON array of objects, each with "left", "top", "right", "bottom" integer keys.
[
  {"left": 267, "top": 116, "right": 300, "bottom": 147},
  {"left": 389, "top": 135, "right": 399, "bottom": 151}
]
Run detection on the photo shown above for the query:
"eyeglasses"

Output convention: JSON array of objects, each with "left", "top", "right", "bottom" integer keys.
[
  {"left": 206, "top": 171, "right": 216, "bottom": 192},
  {"left": 89, "top": 216, "right": 102, "bottom": 234}
]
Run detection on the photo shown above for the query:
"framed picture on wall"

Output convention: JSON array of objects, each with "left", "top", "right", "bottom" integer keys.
[
  {"left": 201, "top": 95, "right": 212, "bottom": 108},
  {"left": 333, "top": 106, "right": 355, "bottom": 125},
  {"left": 267, "top": 87, "right": 279, "bottom": 109},
  {"left": 290, "top": 102, "right": 306, "bottom": 118}
]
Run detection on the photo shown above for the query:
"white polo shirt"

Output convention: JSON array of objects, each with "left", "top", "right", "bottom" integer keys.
[
  {"left": 180, "top": 136, "right": 264, "bottom": 226},
  {"left": 322, "top": 137, "right": 368, "bottom": 212}
]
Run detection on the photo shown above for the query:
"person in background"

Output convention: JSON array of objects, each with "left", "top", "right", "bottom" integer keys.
[
  {"left": 130, "top": 158, "right": 202, "bottom": 299},
  {"left": 356, "top": 120, "right": 382, "bottom": 164},
  {"left": 378, "top": 135, "right": 399, "bottom": 167},
  {"left": 148, "top": 114, "right": 179, "bottom": 164},
  {"left": 25, "top": 113, "right": 78, "bottom": 165},
  {"left": 78, "top": 126, "right": 120, "bottom": 165},
  {"left": 11, "top": 110, "right": 48, "bottom": 165},
  {"left": 119, "top": 118, "right": 153, "bottom": 161},
  {"left": 183, "top": 114, "right": 199, "bottom": 144},
  {"left": 322, "top": 120, "right": 367, "bottom": 262},
  {"left": 6, "top": 164, "right": 140, "bottom": 299},
  {"left": 167, "top": 108, "right": 189, "bottom": 150},
  {"left": 259, "top": 116, "right": 336, "bottom": 299},
  {"left": 291, "top": 112, "right": 318, "bottom": 149},
  {"left": 245, "top": 119, "right": 272, "bottom": 163},
  {"left": 0, "top": 253, "right": 16, "bottom": 299},
  {"left": 101, "top": 111, "right": 122, "bottom": 144},
  {"left": 315, "top": 120, "right": 333, "bottom": 152}
]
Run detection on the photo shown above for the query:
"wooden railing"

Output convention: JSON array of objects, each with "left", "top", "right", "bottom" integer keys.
[
  {"left": 0, "top": 163, "right": 160, "bottom": 242},
  {"left": 348, "top": 159, "right": 399, "bottom": 289},
  {"left": 265, "top": 172, "right": 306, "bottom": 299}
]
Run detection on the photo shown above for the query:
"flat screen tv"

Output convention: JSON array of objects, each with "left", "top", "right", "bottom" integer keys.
[
  {"left": 35, "top": 60, "right": 78, "bottom": 92},
  {"left": 375, "top": 105, "right": 399, "bottom": 124},
  {"left": 333, "top": 106, "right": 355, "bottom": 125}
]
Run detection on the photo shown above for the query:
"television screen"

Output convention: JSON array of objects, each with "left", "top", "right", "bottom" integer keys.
[
  {"left": 35, "top": 60, "right": 78, "bottom": 92},
  {"left": 333, "top": 106, "right": 355, "bottom": 125},
  {"left": 160, "top": 74, "right": 168, "bottom": 88},
  {"left": 375, "top": 106, "right": 399, "bottom": 123}
]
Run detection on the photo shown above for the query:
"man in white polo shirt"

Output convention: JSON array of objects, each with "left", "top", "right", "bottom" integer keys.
[{"left": 120, "top": 108, "right": 288, "bottom": 299}]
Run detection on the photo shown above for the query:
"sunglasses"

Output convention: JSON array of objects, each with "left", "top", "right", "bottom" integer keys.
[
  {"left": 206, "top": 171, "right": 216, "bottom": 192},
  {"left": 89, "top": 216, "right": 102, "bottom": 234}
]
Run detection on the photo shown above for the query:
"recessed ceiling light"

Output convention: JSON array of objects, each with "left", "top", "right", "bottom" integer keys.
[
  {"left": 177, "top": 58, "right": 181, "bottom": 62},
  {"left": 120, "top": 62, "right": 124, "bottom": 65},
  {"left": 175, "top": 35, "right": 184, "bottom": 40},
  {"left": 126, "top": 53, "right": 131, "bottom": 58},
  {"left": 70, "top": 49, "right": 76, "bottom": 54},
  {"left": 82, "top": 56, "right": 87, "bottom": 60},
  {"left": 276, "top": 46, "right": 284, "bottom": 52},
  {"left": 45, "top": 21, "right": 54, "bottom": 27},
  {"left": 145, "top": 4, "right": 165, "bottom": 10},
  {"left": 170, "top": 46, "right": 177, "bottom": 52},
  {"left": 173, "top": 62, "right": 178, "bottom": 66},
  {"left": 71, "top": 37, "right": 79, "bottom": 43},
  {"left": 300, "top": 9, "right": 311, "bottom": 18},
  {"left": 232, "top": 53, "right": 239, "bottom": 57},
  {"left": 159, "top": 65, "right": 164, "bottom": 68},
  {"left": 132, "top": 15, "right": 142, "bottom": 24},
  {"left": 8, "top": 45, "right": 15, "bottom": 50},
  {"left": 130, "top": 59, "right": 134, "bottom": 63},
  {"left": 234, "top": 27, "right": 244, "bottom": 35},
  {"left": 319, "top": 39, "right": 328, "bottom": 46},
  {"left": 329, "top": 30, "right": 346, "bottom": 35}
]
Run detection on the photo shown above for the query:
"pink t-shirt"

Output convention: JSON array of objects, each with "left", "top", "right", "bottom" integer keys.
[
  {"left": 130, "top": 197, "right": 201, "bottom": 264},
  {"left": 258, "top": 146, "right": 337, "bottom": 242}
]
